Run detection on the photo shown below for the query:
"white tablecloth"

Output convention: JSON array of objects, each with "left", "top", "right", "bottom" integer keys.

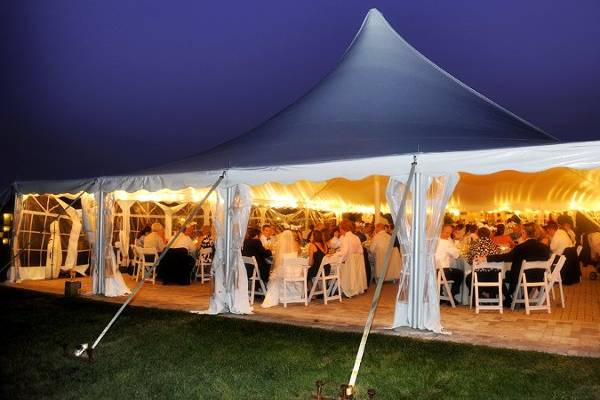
[{"left": 336, "top": 253, "right": 368, "bottom": 297}]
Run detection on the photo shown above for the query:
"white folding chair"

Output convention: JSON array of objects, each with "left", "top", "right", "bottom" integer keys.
[
  {"left": 195, "top": 248, "right": 213, "bottom": 283},
  {"left": 243, "top": 256, "right": 267, "bottom": 305},
  {"left": 308, "top": 257, "right": 342, "bottom": 305},
  {"left": 511, "top": 260, "right": 551, "bottom": 314},
  {"left": 137, "top": 247, "right": 159, "bottom": 285},
  {"left": 470, "top": 262, "right": 503, "bottom": 314},
  {"left": 436, "top": 263, "right": 455, "bottom": 308},
  {"left": 281, "top": 256, "right": 309, "bottom": 307},
  {"left": 547, "top": 254, "right": 567, "bottom": 308}
]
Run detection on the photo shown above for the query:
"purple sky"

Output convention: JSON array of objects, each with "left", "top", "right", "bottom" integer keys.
[{"left": 1, "top": 1, "right": 599, "bottom": 188}]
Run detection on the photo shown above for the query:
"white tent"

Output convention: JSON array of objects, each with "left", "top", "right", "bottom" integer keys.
[{"left": 10, "top": 9, "right": 600, "bottom": 332}]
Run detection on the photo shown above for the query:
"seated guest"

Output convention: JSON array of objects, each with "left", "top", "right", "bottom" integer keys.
[
  {"left": 550, "top": 215, "right": 575, "bottom": 256},
  {"left": 491, "top": 224, "right": 514, "bottom": 249},
  {"left": 135, "top": 225, "right": 152, "bottom": 247},
  {"left": 259, "top": 224, "right": 273, "bottom": 249},
  {"left": 486, "top": 222, "right": 550, "bottom": 305},
  {"left": 335, "top": 220, "right": 363, "bottom": 262},
  {"left": 465, "top": 227, "right": 501, "bottom": 298},
  {"left": 171, "top": 224, "right": 196, "bottom": 254},
  {"left": 242, "top": 227, "right": 272, "bottom": 284},
  {"left": 307, "top": 230, "right": 329, "bottom": 280},
  {"left": 536, "top": 224, "right": 551, "bottom": 247},
  {"left": 199, "top": 225, "right": 215, "bottom": 262},
  {"left": 452, "top": 223, "right": 466, "bottom": 241},
  {"left": 328, "top": 228, "right": 341, "bottom": 250},
  {"left": 435, "top": 224, "right": 464, "bottom": 300},
  {"left": 144, "top": 222, "right": 166, "bottom": 253}
]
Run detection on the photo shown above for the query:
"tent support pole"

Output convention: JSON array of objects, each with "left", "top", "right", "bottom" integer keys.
[
  {"left": 410, "top": 172, "right": 423, "bottom": 328},
  {"left": 347, "top": 157, "right": 417, "bottom": 392},
  {"left": 94, "top": 189, "right": 106, "bottom": 295},
  {"left": 374, "top": 175, "right": 381, "bottom": 224},
  {"left": 80, "top": 172, "right": 225, "bottom": 358}
]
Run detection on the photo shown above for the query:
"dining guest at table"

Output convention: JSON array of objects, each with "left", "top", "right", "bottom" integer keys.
[
  {"left": 260, "top": 224, "right": 274, "bottom": 249},
  {"left": 307, "top": 230, "right": 329, "bottom": 281},
  {"left": 135, "top": 225, "right": 152, "bottom": 247},
  {"left": 486, "top": 222, "right": 550, "bottom": 306},
  {"left": 243, "top": 227, "right": 272, "bottom": 285},
  {"left": 550, "top": 215, "right": 576, "bottom": 256},
  {"left": 198, "top": 225, "right": 215, "bottom": 262},
  {"left": 465, "top": 227, "right": 501, "bottom": 298},
  {"left": 335, "top": 220, "right": 363, "bottom": 262},
  {"left": 144, "top": 222, "right": 166, "bottom": 253},
  {"left": 328, "top": 228, "right": 342, "bottom": 250},
  {"left": 171, "top": 224, "right": 196, "bottom": 254},
  {"left": 436, "top": 225, "right": 463, "bottom": 300},
  {"left": 491, "top": 224, "right": 514, "bottom": 249}
]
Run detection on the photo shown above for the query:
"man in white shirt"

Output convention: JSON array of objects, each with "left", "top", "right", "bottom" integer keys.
[
  {"left": 369, "top": 223, "right": 392, "bottom": 280},
  {"left": 550, "top": 215, "right": 575, "bottom": 255},
  {"left": 336, "top": 220, "right": 363, "bottom": 262},
  {"left": 435, "top": 224, "right": 463, "bottom": 300},
  {"left": 259, "top": 224, "right": 273, "bottom": 249},
  {"left": 144, "top": 222, "right": 166, "bottom": 253},
  {"left": 171, "top": 225, "right": 196, "bottom": 254}
]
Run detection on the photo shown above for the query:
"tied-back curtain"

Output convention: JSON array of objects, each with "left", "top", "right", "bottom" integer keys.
[
  {"left": 45, "top": 221, "right": 62, "bottom": 279},
  {"left": 227, "top": 184, "right": 252, "bottom": 314},
  {"left": 102, "top": 193, "right": 131, "bottom": 297},
  {"left": 9, "top": 195, "right": 24, "bottom": 282},
  {"left": 206, "top": 184, "right": 252, "bottom": 315},
  {"left": 388, "top": 172, "right": 459, "bottom": 332},
  {"left": 206, "top": 187, "right": 228, "bottom": 314},
  {"left": 81, "top": 193, "right": 99, "bottom": 293}
]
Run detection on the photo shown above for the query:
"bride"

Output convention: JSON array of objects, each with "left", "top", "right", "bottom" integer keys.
[{"left": 261, "top": 230, "right": 302, "bottom": 308}]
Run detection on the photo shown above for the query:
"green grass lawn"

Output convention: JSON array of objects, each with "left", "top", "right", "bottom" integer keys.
[{"left": 1, "top": 287, "right": 599, "bottom": 400}]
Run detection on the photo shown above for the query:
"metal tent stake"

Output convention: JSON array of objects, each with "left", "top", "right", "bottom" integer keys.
[
  {"left": 69, "top": 172, "right": 225, "bottom": 361},
  {"left": 346, "top": 158, "right": 417, "bottom": 392}
]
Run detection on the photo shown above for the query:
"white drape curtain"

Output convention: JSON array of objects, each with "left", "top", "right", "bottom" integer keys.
[
  {"left": 8, "top": 195, "right": 23, "bottom": 282},
  {"left": 81, "top": 193, "right": 100, "bottom": 293},
  {"left": 227, "top": 184, "right": 252, "bottom": 314},
  {"left": 205, "top": 187, "right": 228, "bottom": 314},
  {"left": 102, "top": 193, "right": 131, "bottom": 297},
  {"left": 388, "top": 172, "right": 459, "bottom": 332},
  {"left": 205, "top": 184, "right": 252, "bottom": 314}
]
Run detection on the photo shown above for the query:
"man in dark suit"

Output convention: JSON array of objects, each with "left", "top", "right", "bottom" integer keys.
[
  {"left": 485, "top": 222, "right": 550, "bottom": 305},
  {"left": 242, "top": 227, "right": 272, "bottom": 284}
]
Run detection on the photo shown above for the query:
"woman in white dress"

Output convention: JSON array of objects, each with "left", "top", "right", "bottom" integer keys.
[{"left": 261, "top": 230, "right": 301, "bottom": 308}]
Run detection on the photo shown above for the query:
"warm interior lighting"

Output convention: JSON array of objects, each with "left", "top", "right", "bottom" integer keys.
[
  {"left": 3, "top": 226, "right": 10, "bottom": 232},
  {"left": 2, "top": 238, "right": 8, "bottom": 245}
]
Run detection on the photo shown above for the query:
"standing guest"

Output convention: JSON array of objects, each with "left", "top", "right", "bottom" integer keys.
[
  {"left": 144, "top": 222, "right": 166, "bottom": 253},
  {"left": 242, "top": 227, "right": 272, "bottom": 285},
  {"left": 307, "top": 230, "right": 329, "bottom": 281},
  {"left": 363, "top": 223, "right": 375, "bottom": 240},
  {"left": 369, "top": 223, "right": 393, "bottom": 280},
  {"left": 491, "top": 224, "right": 514, "bottom": 249},
  {"left": 486, "top": 222, "right": 550, "bottom": 305},
  {"left": 135, "top": 225, "right": 152, "bottom": 247},
  {"left": 435, "top": 224, "right": 464, "bottom": 300},
  {"left": 354, "top": 226, "right": 368, "bottom": 243},
  {"left": 260, "top": 224, "right": 273, "bottom": 249},
  {"left": 550, "top": 215, "right": 576, "bottom": 256}
]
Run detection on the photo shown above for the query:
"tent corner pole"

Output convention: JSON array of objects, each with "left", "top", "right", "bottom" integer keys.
[
  {"left": 223, "top": 186, "right": 234, "bottom": 308},
  {"left": 95, "top": 189, "right": 106, "bottom": 295},
  {"left": 410, "top": 172, "right": 423, "bottom": 329}
]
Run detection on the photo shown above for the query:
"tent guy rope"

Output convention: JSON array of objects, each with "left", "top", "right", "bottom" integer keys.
[
  {"left": 71, "top": 172, "right": 225, "bottom": 361},
  {"left": 347, "top": 157, "right": 417, "bottom": 393}
]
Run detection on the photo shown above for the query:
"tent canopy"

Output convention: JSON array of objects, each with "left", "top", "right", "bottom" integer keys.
[
  {"left": 152, "top": 8, "right": 556, "bottom": 175},
  {"left": 13, "top": 9, "right": 600, "bottom": 195}
]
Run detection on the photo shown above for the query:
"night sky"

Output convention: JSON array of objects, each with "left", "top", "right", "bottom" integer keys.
[{"left": 1, "top": 1, "right": 599, "bottom": 189}]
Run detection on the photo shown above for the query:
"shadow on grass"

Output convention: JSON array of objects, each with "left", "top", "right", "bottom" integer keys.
[{"left": 1, "top": 286, "right": 599, "bottom": 399}]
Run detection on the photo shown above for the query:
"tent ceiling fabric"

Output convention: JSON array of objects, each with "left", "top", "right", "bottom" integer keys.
[{"left": 147, "top": 8, "right": 556, "bottom": 175}]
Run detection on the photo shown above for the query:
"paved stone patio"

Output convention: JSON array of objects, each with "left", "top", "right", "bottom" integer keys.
[{"left": 5, "top": 265, "right": 599, "bottom": 357}]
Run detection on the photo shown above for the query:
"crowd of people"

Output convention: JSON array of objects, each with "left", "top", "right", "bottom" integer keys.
[
  {"left": 132, "top": 222, "right": 215, "bottom": 284},
  {"left": 242, "top": 219, "right": 399, "bottom": 307},
  {"left": 436, "top": 214, "right": 581, "bottom": 307}
]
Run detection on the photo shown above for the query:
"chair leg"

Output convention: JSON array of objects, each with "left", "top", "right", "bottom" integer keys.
[
  {"left": 474, "top": 283, "right": 480, "bottom": 314},
  {"left": 303, "top": 276, "right": 308, "bottom": 306},
  {"left": 250, "top": 277, "right": 256, "bottom": 306},
  {"left": 523, "top": 285, "right": 530, "bottom": 315},
  {"left": 323, "top": 277, "right": 328, "bottom": 305},
  {"left": 559, "top": 282, "right": 565, "bottom": 308},
  {"left": 283, "top": 280, "right": 287, "bottom": 308}
]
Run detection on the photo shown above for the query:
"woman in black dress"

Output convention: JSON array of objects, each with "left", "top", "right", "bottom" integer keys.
[{"left": 307, "top": 230, "right": 329, "bottom": 281}]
